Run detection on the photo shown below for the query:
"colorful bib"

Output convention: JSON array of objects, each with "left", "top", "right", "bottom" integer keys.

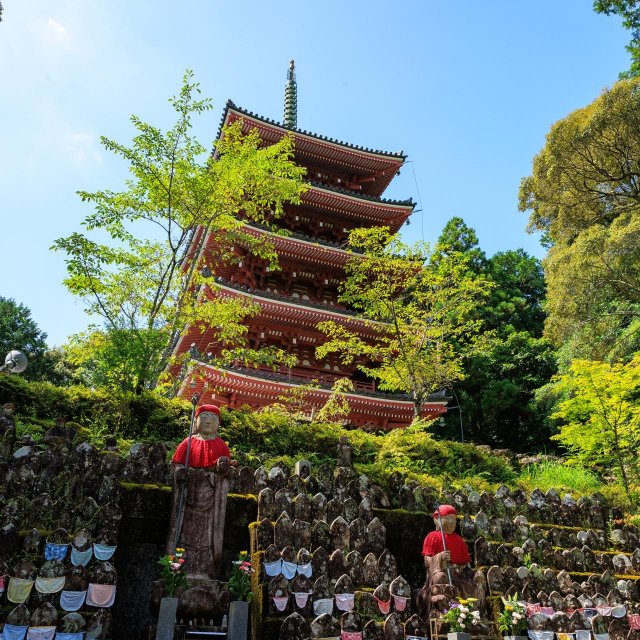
[
  {"left": 26, "top": 627, "right": 56, "bottom": 640},
  {"left": 60, "top": 590, "right": 88, "bottom": 612},
  {"left": 86, "top": 583, "right": 116, "bottom": 608},
  {"left": 35, "top": 576, "right": 66, "bottom": 594},
  {"left": 7, "top": 577, "right": 34, "bottom": 604},
  {"left": 70, "top": 546, "right": 93, "bottom": 567},
  {"left": 263, "top": 559, "right": 282, "bottom": 577},
  {"left": 335, "top": 593, "right": 355, "bottom": 612},
  {"left": 281, "top": 561, "right": 297, "bottom": 580},
  {"left": 92, "top": 544, "right": 116, "bottom": 561},
  {"left": 2, "top": 624, "right": 29, "bottom": 640},
  {"left": 44, "top": 542, "right": 68, "bottom": 561},
  {"left": 313, "top": 597, "right": 334, "bottom": 616},
  {"left": 292, "top": 592, "right": 312, "bottom": 608}
]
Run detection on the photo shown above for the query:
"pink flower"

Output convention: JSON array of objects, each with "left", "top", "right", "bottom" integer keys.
[{"left": 171, "top": 562, "right": 181, "bottom": 570}]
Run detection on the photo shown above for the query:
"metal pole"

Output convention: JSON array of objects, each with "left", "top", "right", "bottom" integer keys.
[
  {"left": 173, "top": 393, "right": 200, "bottom": 553},
  {"left": 435, "top": 505, "right": 453, "bottom": 586}
]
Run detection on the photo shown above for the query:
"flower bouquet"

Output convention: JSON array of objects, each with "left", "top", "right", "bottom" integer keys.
[
  {"left": 497, "top": 593, "right": 527, "bottom": 638},
  {"left": 157, "top": 548, "right": 189, "bottom": 597},
  {"left": 228, "top": 551, "right": 255, "bottom": 602},
  {"left": 441, "top": 597, "right": 481, "bottom": 634}
]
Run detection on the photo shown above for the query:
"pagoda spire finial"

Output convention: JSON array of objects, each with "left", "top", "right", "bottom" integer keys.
[{"left": 283, "top": 59, "right": 297, "bottom": 129}]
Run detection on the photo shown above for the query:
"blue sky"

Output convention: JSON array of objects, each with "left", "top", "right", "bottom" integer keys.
[{"left": 0, "top": 1, "right": 630, "bottom": 347}]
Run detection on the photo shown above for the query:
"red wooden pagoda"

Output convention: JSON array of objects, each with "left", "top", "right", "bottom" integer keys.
[{"left": 172, "top": 62, "right": 447, "bottom": 428}]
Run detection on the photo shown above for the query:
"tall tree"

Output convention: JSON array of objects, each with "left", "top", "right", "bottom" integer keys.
[
  {"left": 316, "top": 227, "right": 492, "bottom": 415},
  {"left": 0, "top": 297, "right": 52, "bottom": 381},
  {"left": 519, "top": 78, "right": 640, "bottom": 362},
  {"left": 429, "top": 218, "right": 555, "bottom": 449},
  {"left": 52, "top": 72, "right": 307, "bottom": 393},
  {"left": 594, "top": 0, "right": 640, "bottom": 78}
]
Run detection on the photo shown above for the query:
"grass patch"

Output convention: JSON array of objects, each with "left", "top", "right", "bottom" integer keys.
[{"left": 517, "top": 460, "right": 603, "bottom": 494}]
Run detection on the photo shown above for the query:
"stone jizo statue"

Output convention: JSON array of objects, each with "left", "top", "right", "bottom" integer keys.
[
  {"left": 417, "top": 504, "right": 485, "bottom": 621},
  {"left": 166, "top": 404, "right": 233, "bottom": 580}
]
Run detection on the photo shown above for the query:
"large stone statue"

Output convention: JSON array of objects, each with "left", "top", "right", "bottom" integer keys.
[
  {"left": 166, "top": 404, "right": 232, "bottom": 580},
  {"left": 417, "top": 505, "right": 486, "bottom": 620}
]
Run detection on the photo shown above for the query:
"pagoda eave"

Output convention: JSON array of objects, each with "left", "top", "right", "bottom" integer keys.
[
  {"left": 207, "top": 224, "right": 355, "bottom": 270},
  {"left": 204, "top": 283, "right": 382, "bottom": 335},
  {"left": 221, "top": 104, "right": 405, "bottom": 197},
  {"left": 181, "top": 363, "right": 447, "bottom": 429},
  {"left": 301, "top": 185, "right": 413, "bottom": 227}
]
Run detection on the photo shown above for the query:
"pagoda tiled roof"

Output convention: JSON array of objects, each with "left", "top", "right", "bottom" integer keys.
[
  {"left": 203, "top": 361, "right": 448, "bottom": 404},
  {"left": 219, "top": 101, "right": 406, "bottom": 160},
  {"left": 307, "top": 180, "right": 414, "bottom": 208},
  {"left": 218, "top": 102, "right": 408, "bottom": 198}
]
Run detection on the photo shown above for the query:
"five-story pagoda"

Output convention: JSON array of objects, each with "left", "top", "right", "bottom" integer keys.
[{"left": 171, "top": 62, "right": 447, "bottom": 428}]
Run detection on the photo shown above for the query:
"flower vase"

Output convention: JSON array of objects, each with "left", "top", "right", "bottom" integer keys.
[
  {"left": 228, "top": 600, "right": 250, "bottom": 640},
  {"left": 447, "top": 633, "right": 471, "bottom": 640},
  {"left": 156, "top": 596, "right": 179, "bottom": 640}
]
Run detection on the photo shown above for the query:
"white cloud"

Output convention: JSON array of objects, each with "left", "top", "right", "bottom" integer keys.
[{"left": 34, "top": 17, "right": 72, "bottom": 49}]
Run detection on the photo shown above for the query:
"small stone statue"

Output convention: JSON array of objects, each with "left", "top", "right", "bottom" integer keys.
[
  {"left": 166, "top": 404, "right": 232, "bottom": 580},
  {"left": 417, "top": 505, "right": 485, "bottom": 621},
  {"left": 336, "top": 436, "right": 352, "bottom": 467}
]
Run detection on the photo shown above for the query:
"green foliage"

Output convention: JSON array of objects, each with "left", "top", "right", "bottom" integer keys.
[
  {"left": 497, "top": 593, "right": 527, "bottom": 635},
  {"left": 52, "top": 70, "right": 307, "bottom": 393},
  {"left": 0, "top": 374, "right": 190, "bottom": 441},
  {"left": 220, "top": 407, "right": 517, "bottom": 487},
  {"left": 0, "top": 296, "right": 61, "bottom": 383},
  {"left": 441, "top": 331, "right": 557, "bottom": 450},
  {"left": 519, "top": 78, "right": 640, "bottom": 361},
  {"left": 317, "top": 227, "right": 493, "bottom": 412},
  {"left": 594, "top": 0, "right": 640, "bottom": 78},
  {"left": 518, "top": 460, "right": 604, "bottom": 495},
  {"left": 551, "top": 356, "right": 640, "bottom": 503},
  {"left": 227, "top": 551, "right": 254, "bottom": 602},
  {"left": 158, "top": 549, "right": 189, "bottom": 598},
  {"left": 431, "top": 219, "right": 555, "bottom": 450}
]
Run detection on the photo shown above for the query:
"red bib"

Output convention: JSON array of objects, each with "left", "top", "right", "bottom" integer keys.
[
  {"left": 421, "top": 531, "right": 470, "bottom": 565},
  {"left": 172, "top": 436, "right": 231, "bottom": 468}
]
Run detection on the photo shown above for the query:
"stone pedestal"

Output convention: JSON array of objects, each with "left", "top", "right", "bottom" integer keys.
[
  {"left": 156, "top": 597, "right": 178, "bottom": 640},
  {"left": 228, "top": 600, "right": 250, "bottom": 640}
]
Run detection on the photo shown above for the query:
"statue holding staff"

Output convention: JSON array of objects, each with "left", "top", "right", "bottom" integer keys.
[{"left": 166, "top": 404, "right": 232, "bottom": 580}]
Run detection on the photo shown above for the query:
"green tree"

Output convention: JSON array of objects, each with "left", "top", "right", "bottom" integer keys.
[
  {"left": 316, "top": 227, "right": 492, "bottom": 416},
  {"left": 594, "top": 0, "right": 640, "bottom": 78},
  {"left": 0, "top": 297, "right": 56, "bottom": 382},
  {"left": 519, "top": 78, "right": 640, "bottom": 362},
  {"left": 52, "top": 71, "right": 307, "bottom": 393},
  {"left": 430, "top": 219, "right": 554, "bottom": 449},
  {"left": 551, "top": 356, "right": 640, "bottom": 503}
]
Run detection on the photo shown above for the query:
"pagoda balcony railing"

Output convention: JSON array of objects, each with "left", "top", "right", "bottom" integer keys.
[
  {"left": 213, "top": 276, "right": 362, "bottom": 317},
  {"left": 243, "top": 221, "right": 363, "bottom": 254},
  {"left": 248, "top": 363, "right": 376, "bottom": 393}
]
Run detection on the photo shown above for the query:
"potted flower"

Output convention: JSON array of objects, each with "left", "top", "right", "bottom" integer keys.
[
  {"left": 441, "top": 598, "right": 481, "bottom": 640},
  {"left": 156, "top": 548, "right": 188, "bottom": 640},
  {"left": 227, "top": 551, "right": 255, "bottom": 640},
  {"left": 498, "top": 593, "right": 527, "bottom": 640}
]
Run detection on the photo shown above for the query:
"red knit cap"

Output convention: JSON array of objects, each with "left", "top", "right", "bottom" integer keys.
[
  {"left": 433, "top": 504, "right": 457, "bottom": 518},
  {"left": 195, "top": 404, "right": 221, "bottom": 418}
]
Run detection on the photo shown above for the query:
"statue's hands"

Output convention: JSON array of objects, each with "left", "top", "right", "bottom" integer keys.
[
  {"left": 217, "top": 456, "right": 230, "bottom": 473},
  {"left": 175, "top": 466, "right": 188, "bottom": 484}
]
